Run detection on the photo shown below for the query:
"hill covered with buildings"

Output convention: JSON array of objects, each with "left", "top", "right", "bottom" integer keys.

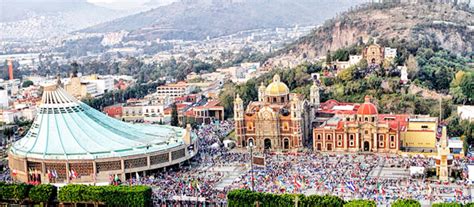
[
  {"left": 0, "top": 0, "right": 124, "bottom": 40},
  {"left": 266, "top": 2, "right": 473, "bottom": 69}
]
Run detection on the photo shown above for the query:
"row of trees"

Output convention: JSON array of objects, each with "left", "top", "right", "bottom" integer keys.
[
  {"left": 0, "top": 183, "right": 56, "bottom": 205},
  {"left": 228, "top": 189, "right": 472, "bottom": 207},
  {"left": 0, "top": 183, "right": 152, "bottom": 207}
]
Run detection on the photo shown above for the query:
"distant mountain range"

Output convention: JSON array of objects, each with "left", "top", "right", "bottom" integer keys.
[
  {"left": 0, "top": 0, "right": 124, "bottom": 40},
  {"left": 81, "top": 0, "right": 368, "bottom": 41}
]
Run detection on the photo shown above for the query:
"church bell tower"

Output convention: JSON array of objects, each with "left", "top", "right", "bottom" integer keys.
[
  {"left": 234, "top": 94, "right": 245, "bottom": 147},
  {"left": 290, "top": 95, "right": 303, "bottom": 149}
]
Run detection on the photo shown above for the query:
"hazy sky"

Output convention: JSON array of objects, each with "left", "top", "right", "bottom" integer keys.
[{"left": 87, "top": 0, "right": 176, "bottom": 10}]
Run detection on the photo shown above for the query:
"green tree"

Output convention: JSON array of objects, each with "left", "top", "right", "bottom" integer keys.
[
  {"left": 170, "top": 103, "right": 179, "bottom": 127},
  {"left": 459, "top": 72, "right": 473, "bottom": 104},
  {"left": 391, "top": 199, "right": 421, "bottom": 207},
  {"left": 21, "top": 80, "right": 34, "bottom": 88},
  {"left": 333, "top": 49, "right": 350, "bottom": 61},
  {"left": 432, "top": 202, "right": 462, "bottom": 207},
  {"left": 338, "top": 66, "right": 356, "bottom": 82},
  {"left": 326, "top": 50, "right": 332, "bottom": 66},
  {"left": 344, "top": 199, "right": 376, "bottom": 207}
]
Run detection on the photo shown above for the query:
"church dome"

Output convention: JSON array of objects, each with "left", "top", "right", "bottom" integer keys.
[
  {"left": 265, "top": 74, "right": 290, "bottom": 97},
  {"left": 357, "top": 95, "right": 378, "bottom": 115}
]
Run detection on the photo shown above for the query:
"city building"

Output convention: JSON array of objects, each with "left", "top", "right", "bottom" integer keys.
[
  {"left": 457, "top": 105, "right": 474, "bottom": 122},
  {"left": 8, "top": 82, "right": 197, "bottom": 184},
  {"left": 234, "top": 74, "right": 316, "bottom": 151},
  {"left": 332, "top": 55, "right": 363, "bottom": 71},
  {"left": 64, "top": 75, "right": 98, "bottom": 99},
  {"left": 184, "top": 100, "right": 224, "bottom": 124},
  {"left": 384, "top": 47, "right": 397, "bottom": 60},
  {"left": 0, "top": 79, "right": 20, "bottom": 97},
  {"left": 1, "top": 110, "right": 22, "bottom": 124},
  {"left": 103, "top": 105, "right": 123, "bottom": 118},
  {"left": 400, "top": 117, "right": 438, "bottom": 151},
  {"left": 363, "top": 44, "right": 398, "bottom": 66},
  {"left": 64, "top": 74, "right": 114, "bottom": 99},
  {"left": 156, "top": 82, "right": 194, "bottom": 98},
  {"left": 0, "top": 89, "right": 8, "bottom": 109},
  {"left": 363, "top": 44, "right": 384, "bottom": 65},
  {"left": 313, "top": 96, "right": 439, "bottom": 153},
  {"left": 313, "top": 96, "right": 403, "bottom": 153},
  {"left": 82, "top": 75, "right": 114, "bottom": 95},
  {"left": 349, "top": 55, "right": 363, "bottom": 65}
]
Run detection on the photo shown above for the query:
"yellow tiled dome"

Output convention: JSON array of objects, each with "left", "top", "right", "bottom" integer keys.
[{"left": 265, "top": 74, "right": 289, "bottom": 96}]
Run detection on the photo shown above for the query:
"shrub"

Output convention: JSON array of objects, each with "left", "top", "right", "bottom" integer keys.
[
  {"left": 344, "top": 199, "right": 376, "bottom": 207},
  {"left": 227, "top": 190, "right": 345, "bottom": 207},
  {"left": 391, "top": 199, "right": 421, "bottom": 207},
  {"left": 432, "top": 203, "right": 462, "bottom": 207},
  {"left": 29, "top": 184, "right": 57, "bottom": 203},
  {"left": 58, "top": 184, "right": 151, "bottom": 207},
  {"left": 0, "top": 183, "right": 32, "bottom": 203}
]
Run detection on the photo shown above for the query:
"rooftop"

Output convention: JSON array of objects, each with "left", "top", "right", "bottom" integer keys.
[{"left": 9, "top": 85, "right": 186, "bottom": 160}]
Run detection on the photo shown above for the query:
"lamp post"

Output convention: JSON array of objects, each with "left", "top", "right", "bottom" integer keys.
[{"left": 248, "top": 142, "right": 255, "bottom": 191}]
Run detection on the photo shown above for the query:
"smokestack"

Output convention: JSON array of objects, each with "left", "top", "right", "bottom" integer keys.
[{"left": 7, "top": 59, "right": 13, "bottom": 80}]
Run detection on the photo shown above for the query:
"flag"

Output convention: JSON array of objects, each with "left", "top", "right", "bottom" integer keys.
[
  {"left": 114, "top": 174, "right": 119, "bottom": 181},
  {"left": 135, "top": 172, "right": 140, "bottom": 181},
  {"left": 188, "top": 181, "right": 194, "bottom": 191},
  {"left": 47, "top": 170, "right": 52, "bottom": 179},
  {"left": 196, "top": 181, "right": 201, "bottom": 192},
  {"left": 70, "top": 170, "right": 77, "bottom": 179},
  {"left": 377, "top": 183, "right": 385, "bottom": 195},
  {"left": 346, "top": 181, "right": 356, "bottom": 192},
  {"left": 53, "top": 169, "right": 58, "bottom": 178},
  {"left": 294, "top": 177, "right": 302, "bottom": 188},
  {"left": 325, "top": 182, "right": 332, "bottom": 190},
  {"left": 73, "top": 170, "right": 79, "bottom": 179}
]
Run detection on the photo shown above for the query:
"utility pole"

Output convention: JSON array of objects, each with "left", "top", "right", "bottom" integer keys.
[
  {"left": 249, "top": 142, "right": 255, "bottom": 191},
  {"left": 439, "top": 97, "right": 442, "bottom": 122}
]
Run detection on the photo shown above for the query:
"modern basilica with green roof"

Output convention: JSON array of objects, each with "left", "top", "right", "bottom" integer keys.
[{"left": 8, "top": 82, "right": 197, "bottom": 184}]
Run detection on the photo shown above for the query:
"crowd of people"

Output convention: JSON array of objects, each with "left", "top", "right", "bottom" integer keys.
[
  {"left": 1, "top": 119, "right": 472, "bottom": 206},
  {"left": 230, "top": 152, "right": 472, "bottom": 205},
  {"left": 0, "top": 160, "right": 11, "bottom": 182},
  {"left": 121, "top": 120, "right": 473, "bottom": 205},
  {"left": 124, "top": 120, "right": 244, "bottom": 205}
]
